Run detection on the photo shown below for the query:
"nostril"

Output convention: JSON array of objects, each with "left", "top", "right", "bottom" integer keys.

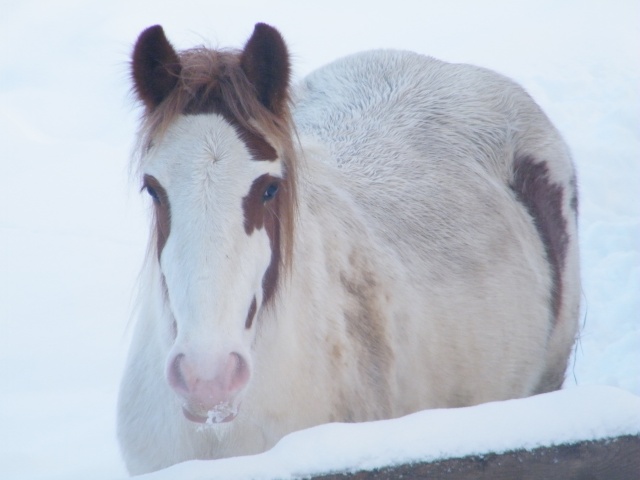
[{"left": 168, "top": 353, "right": 188, "bottom": 394}]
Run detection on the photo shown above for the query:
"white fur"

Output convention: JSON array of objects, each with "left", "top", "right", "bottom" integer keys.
[{"left": 118, "top": 50, "right": 579, "bottom": 474}]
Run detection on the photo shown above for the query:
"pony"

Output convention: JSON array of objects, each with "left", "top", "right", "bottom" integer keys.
[{"left": 117, "top": 23, "right": 580, "bottom": 474}]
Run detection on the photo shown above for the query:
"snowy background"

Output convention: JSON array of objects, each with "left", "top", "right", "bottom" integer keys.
[{"left": 1, "top": 1, "right": 638, "bottom": 479}]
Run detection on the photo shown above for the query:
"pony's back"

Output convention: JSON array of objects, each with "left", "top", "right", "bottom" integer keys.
[{"left": 293, "top": 50, "right": 580, "bottom": 395}]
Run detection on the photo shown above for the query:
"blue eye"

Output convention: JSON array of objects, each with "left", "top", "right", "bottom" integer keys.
[
  {"left": 142, "top": 175, "right": 166, "bottom": 204},
  {"left": 146, "top": 185, "right": 160, "bottom": 203},
  {"left": 263, "top": 183, "right": 279, "bottom": 202}
]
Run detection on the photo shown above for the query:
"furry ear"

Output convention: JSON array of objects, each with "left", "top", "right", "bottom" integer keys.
[
  {"left": 240, "top": 23, "right": 290, "bottom": 116},
  {"left": 132, "top": 25, "right": 182, "bottom": 110}
]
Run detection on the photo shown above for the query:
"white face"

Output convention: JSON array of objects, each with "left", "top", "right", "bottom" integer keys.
[{"left": 141, "top": 114, "right": 284, "bottom": 424}]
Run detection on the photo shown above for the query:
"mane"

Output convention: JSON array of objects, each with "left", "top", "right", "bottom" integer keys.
[{"left": 132, "top": 45, "right": 298, "bottom": 290}]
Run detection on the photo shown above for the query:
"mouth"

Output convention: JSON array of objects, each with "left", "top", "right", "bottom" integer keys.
[{"left": 182, "top": 402, "right": 239, "bottom": 425}]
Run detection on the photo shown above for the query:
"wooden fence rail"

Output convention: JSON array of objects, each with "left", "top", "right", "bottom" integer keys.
[{"left": 313, "top": 435, "right": 640, "bottom": 480}]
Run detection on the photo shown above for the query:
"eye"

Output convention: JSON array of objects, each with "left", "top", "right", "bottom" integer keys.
[
  {"left": 146, "top": 185, "right": 160, "bottom": 203},
  {"left": 262, "top": 182, "right": 279, "bottom": 202},
  {"left": 142, "top": 175, "right": 165, "bottom": 205}
]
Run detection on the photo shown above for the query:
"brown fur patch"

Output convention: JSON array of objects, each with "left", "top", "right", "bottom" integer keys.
[
  {"left": 511, "top": 156, "right": 569, "bottom": 322},
  {"left": 242, "top": 174, "right": 283, "bottom": 305},
  {"left": 143, "top": 175, "right": 171, "bottom": 259},
  {"left": 339, "top": 250, "right": 394, "bottom": 418},
  {"left": 245, "top": 296, "right": 257, "bottom": 329}
]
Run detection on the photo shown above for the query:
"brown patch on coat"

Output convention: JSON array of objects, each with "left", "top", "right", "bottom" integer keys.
[
  {"left": 244, "top": 296, "right": 257, "bottom": 329},
  {"left": 242, "top": 174, "right": 283, "bottom": 305},
  {"left": 143, "top": 174, "right": 171, "bottom": 259},
  {"left": 339, "top": 250, "right": 394, "bottom": 418},
  {"left": 511, "top": 156, "right": 570, "bottom": 322}
]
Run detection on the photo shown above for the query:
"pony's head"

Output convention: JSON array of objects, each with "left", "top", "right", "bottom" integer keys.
[{"left": 131, "top": 24, "right": 296, "bottom": 424}]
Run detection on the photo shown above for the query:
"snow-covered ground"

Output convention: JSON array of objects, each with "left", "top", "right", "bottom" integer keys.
[
  {"left": 131, "top": 386, "right": 640, "bottom": 480},
  {"left": 0, "top": 1, "right": 638, "bottom": 479}
]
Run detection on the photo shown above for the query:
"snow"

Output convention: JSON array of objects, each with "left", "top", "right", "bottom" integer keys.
[
  {"left": 134, "top": 386, "right": 640, "bottom": 480},
  {"left": 202, "top": 403, "right": 239, "bottom": 427},
  {"left": 0, "top": 1, "right": 638, "bottom": 479}
]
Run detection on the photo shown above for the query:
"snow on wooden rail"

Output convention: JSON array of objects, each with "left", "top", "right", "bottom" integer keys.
[{"left": 133, "top": 386, "right": 640, "bottom": 480}]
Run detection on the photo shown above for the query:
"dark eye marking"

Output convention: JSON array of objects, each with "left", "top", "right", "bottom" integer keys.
[
  {"left": 142, "top": 174, "right": 171, "bottom": 258},
  {"left": 242, "top": 174, "right": 282, "bottom": 236},
  {"left": 242, "top": 173, "right": 284, "bottom": 307}
]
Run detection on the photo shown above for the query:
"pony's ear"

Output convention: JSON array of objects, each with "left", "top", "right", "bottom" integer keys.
[
  {"left": 132, "top": 25, "right": 182, "bottom": 110},
  {"left": 240, "top": 23, "right": 290, "bottom": 116}
]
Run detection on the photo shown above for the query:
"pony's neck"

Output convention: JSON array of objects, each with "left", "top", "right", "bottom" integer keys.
[{"left": 291, "top": 138, "right": 368, "bottom": 291}]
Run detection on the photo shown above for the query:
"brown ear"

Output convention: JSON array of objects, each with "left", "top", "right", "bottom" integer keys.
[
  {"left": 132, "top": 25, "right": 182, "bottom": 110},
  {"left": 240, "top": 23, "right": 290, "bottom": 116}
]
